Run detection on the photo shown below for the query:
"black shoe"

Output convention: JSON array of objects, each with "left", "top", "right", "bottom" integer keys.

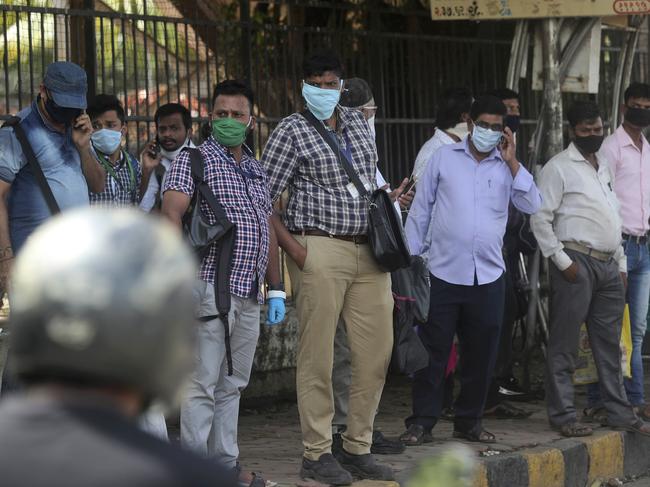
[
  {"left": 301, "top": 453, "right": 353, "bottom": 486},
  {"left": 497, "top": 376, "right": 527, "bottom": 398},
  {"left": 332, "top": 432, "right": 344, "bottom": 455},
  {"left": 371, "top": 430, "right": 405, "bottom": 455},
  {"left": 335, "top": 449, "right": 395, "bottom": 481}
]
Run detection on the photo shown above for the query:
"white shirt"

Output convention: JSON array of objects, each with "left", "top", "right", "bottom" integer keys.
[
  {"left": 411, "top": 128, "right": 458, "bottom": 182},
  {"left": 139, "top": 140, "right": 195, "bottom": 212},
  {"left": 530, "top": 142, "right": 626, "bottom": 272},
  {"left": 376, "top": 168, "right": 401, "bottom": 214}
]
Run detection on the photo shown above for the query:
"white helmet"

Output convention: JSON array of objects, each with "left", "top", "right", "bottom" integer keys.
[{"left": 9, "top": 208, "right": 197, "bottom": 408}]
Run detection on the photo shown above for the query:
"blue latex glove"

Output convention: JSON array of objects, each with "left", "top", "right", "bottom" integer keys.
[{"left": 266, "top": 297, "right": 285, "bottom": 325}]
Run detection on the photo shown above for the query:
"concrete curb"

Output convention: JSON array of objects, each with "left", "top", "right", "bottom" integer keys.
[{"left": 473, "top": 430, "right": 650, "bottom": 486}]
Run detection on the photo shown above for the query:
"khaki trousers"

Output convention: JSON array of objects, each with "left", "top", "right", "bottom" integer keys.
[{"left": 287, "top": 235, "right": 393, "bottom": 460}]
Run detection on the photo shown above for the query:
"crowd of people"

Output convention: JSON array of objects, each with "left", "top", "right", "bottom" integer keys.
[{"left": 0, "top": 47, "right": 649, "bottom": 486}]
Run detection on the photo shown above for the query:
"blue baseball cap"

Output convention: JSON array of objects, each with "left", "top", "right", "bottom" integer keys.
[{"left": 43, "top": 62, "right": 87, "bottom": 109}]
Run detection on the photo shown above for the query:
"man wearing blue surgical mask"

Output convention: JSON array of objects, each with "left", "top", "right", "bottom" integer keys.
[
  {"left": 401, "top": 95, "right": 541, "bottom": 445},
  {"left": 87, "top": 94, "right": 145, "bottom": 207},
  {"left": 262, "top": 50, "right": 394, "bottom": 485}
]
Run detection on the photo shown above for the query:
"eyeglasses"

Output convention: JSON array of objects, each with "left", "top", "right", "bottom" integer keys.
[{"left": 473, "top": 120, "right": 504, "bottom": 132}]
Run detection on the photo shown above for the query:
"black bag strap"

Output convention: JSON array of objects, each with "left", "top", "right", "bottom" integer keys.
[
  {"left": 2, "top": 116, "right": 60, "bottom": 215},
  {"left": 186, "top": 147, "right": 231, "bottom": 223},
  {"left": 300, "top": 110, "right": 369, "bottom": 199}
]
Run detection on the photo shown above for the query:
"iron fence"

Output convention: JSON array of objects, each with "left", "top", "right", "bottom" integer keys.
[{"left": 0, "top": 1, "right": 648, "bottom": 186}]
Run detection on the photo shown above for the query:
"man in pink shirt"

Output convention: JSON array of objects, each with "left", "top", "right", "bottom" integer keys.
[{"left": 587, "top": 83, "right": 650, "bottom": 421}]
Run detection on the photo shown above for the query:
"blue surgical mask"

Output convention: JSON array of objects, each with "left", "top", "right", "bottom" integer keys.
[
  {"left": 302, "top": 81, "right": 342, "bottom": 120},
  {"left": 91, "top": 128, "right": 122, "bottom": 155},
  {"left": 471, "top": 124, "right": 502, "bottom": 153}
]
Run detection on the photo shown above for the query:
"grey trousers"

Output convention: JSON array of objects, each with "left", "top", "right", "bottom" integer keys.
[
  {"left": 546, "top": 249, "right": 637, "bottom": 427},
  {"left": 139, "top": 409, "right": 169, "bottom": 441},
  {"left": 332, "top": 319, "right": 352, "bottom": 433},
  {"left": 181, "top": 281, "right": 260, "bottom": 467}
]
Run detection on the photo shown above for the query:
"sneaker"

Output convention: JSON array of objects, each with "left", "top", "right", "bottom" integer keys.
[
  {"left": 371, "top": 430, "right": 405, "bottom": 455},
  {"left": 301, "top": 453, "right": 353, "bottom": 486},
  {"left": 335, "top": 448, "right": 395, "bottom": 481},
  {"left": 497, "top": 376, "right": 527, "bottom": 398}
]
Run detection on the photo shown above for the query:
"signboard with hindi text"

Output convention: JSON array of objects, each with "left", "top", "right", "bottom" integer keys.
[{"left": 430, "top": 0, "right": 650, "bottom": 20}]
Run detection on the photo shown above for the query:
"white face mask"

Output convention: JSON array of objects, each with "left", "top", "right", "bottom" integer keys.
[
  {"left": 446, "top": 122, "right": 470, "bottom": 141},
  {"left": 160, "top": 137, "right": 190, "bottom": 161},
  {"left": 367, "top": 115, "right": 376, "bottom": 140}
]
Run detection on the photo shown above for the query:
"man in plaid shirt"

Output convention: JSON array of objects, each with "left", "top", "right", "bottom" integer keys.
[
  {"left": 162, "top": 80, "right": 284, "bottom": 486},
  {"left": 261, "top": 50, "right": 394, "bottom": 485},
  {"left": 87, "top": 95, "right": 148, "bottom": 207}
]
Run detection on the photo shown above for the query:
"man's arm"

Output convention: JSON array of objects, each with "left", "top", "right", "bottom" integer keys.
[
  {"left": 270, "top": 209, "right": 307, "bottom": 270},
  {"left": 404, "top": 151, "right": 440, "bottom": 256},
  {"left": 139, "top": 141, "right": 162, "bottom": 205},
  {"left": 0, "top": 181, "right": 13, "bottom": 296},
  {"left": 72, "top": 114, "right": 106, "bottom": 193},
  {"left": 265, "top": 218, "right": 282, "bottom": 285},
  {"left": 161, "top": 190, "right": 191, "bottom": 230}
]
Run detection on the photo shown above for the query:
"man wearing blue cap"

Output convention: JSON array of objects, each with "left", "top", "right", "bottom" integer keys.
[{"left": 0, "top": 61, "right": 106, "bottom": 296}]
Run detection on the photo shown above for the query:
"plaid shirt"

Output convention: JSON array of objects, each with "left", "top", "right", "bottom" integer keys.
[
  {"left": 89, "top": 150, "right": 141, "bottom": 207},
  {"left": 164, "top": 138, "right": 271, "bottom": 303},
  {"left": 261, "top": 106, "right": 378, "bottom": 235}
]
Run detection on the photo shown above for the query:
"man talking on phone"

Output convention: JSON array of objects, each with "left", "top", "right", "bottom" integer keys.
[
  {"left": 401, "top": 95, "right": 541, "bottom": 445},
  {"left": 0, "top": 61, "right": 105, "bottom": 393}
]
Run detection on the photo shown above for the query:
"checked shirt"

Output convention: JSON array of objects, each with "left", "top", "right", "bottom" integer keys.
[
  {"left": 261, "top": 106, "right": 378, "bottom": 236},
  {"left": 89, "top": 150, "right": 141, "bottom": 208},
  {"left": 164, "top": 137, "right": 271, "bottom": 304}
]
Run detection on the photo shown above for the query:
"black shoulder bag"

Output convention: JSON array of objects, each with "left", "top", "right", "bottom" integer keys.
[
  {"left": 2, "top": 116, "right": 60, "bottom": 215},
  {"left": 182, "top": 148, "right": 237, "bottom": 375},
  {"left": 300, "top": 111, "right": 411, "bottom": 272}
]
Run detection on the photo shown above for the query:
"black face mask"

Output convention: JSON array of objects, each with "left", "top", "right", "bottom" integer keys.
[
  {"left": 574, "top": 135, "right": 604, "bottom": 155},
  {"left": 625, "top": 107, "right": 650, "bottom": 128},
  {"left": 505, "top": 115, "right": 520, "bottom": 133},
  {"left": 42, "top": 94, "right": 83, "bottom": 125}
]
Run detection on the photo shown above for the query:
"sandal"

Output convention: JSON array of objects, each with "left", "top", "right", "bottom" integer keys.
[
  {"left": 634, "top": 405, "right": 650, "bottom": 422},
  {"left": 554, "top": 421, "right": 593, "bottom": 438},
  {"left": 399, "top": 424, "right": 433, "bottom": 446},
  {"left": 484, "top": 402, "right": 532, "bottom": 420},
  {"left": 582, "top": 407, "right": 607, "bottom": 424},
  {"left": 238, "top": 468, "right": 274, "bottom": 487},
  {"left": 609, "top": 420, "right": 650, "bottom": 437},
  {"left": 452, "top": 429, "right": 496, "bottom": 444}
]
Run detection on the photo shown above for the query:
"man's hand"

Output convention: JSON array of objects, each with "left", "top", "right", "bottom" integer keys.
[
  {"left": 621, "top": 272, "right": 628, "bottom": 290},
  {"left": 562, "top": 261, "right": 579, "bottom": 283},
  {"left": 388, "top": 178, "right": 415, "bottom": 210},
  {"left": 499, "top": 127, "right": 520, "bottom": 177},
  {"left": 293, "top": 245, "right": 308, "bottom": 271},
  {"left": 266, "top": 295, "right": 286, "bottom": 325},
  {"left": 140, "top": 141, "right": 162, "bottom": 173},
  {"left": 71, "top": 113, "right": 93, "bottom": 150}
]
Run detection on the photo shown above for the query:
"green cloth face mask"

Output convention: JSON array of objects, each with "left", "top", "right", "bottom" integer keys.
[{"left": 211, "top": 117, "right": 250, "bottom": 147}]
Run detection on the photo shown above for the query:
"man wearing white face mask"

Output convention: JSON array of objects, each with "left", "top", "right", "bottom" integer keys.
[
  {"left": 262, "top": 50, "right": 394, "bottom": 484},
  {"left": 87, "top": 95, "right": 144, "bottom": 207},
  {"left": 140, "top": 103, "right": 194, "bottom": 212},
  {"left": 402, "top": 96, "right": 541, "bottom": 445}
]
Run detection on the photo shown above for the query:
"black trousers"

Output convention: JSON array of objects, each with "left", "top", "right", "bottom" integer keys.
[{"left": 406, "top": 273, "right": 505, "bottom": 434}]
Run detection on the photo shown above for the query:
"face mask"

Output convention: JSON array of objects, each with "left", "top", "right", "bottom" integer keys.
[
  {"left": 302, "top": 81, "right": 341, "bottom": 121},
  {"left": 367, "top": 115, "right": 376, "bottom": 140},
  {"left": 625, "top": 107, "right": 650, "bottom": 128},
  {"left": 160, "top": 137, "right": 189, "bottom": 161},
  {"left": 211, "top": 117, "right": 250, "bottom": 147},
  {"left": 471, "top": 124, "right": 503, "bottom": 153},
  {"left": 43, "top": 94, "right": 83, "bottom": 125},
  {"left": 574, "top": 135, "right": 604, "bottom": 154},
  {"left": 91, "top": 128, "right": 122, "bottom": 155},
  {"left": 505, "top": 115, "right": 521, "bottom": 133},
  {"left": 446, "top": 122, "right": 470, "bottom": 141}
]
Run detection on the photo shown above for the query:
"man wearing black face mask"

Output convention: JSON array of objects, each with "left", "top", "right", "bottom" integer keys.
[{"left": 531, "top": 101, "right": 650, "bottom": 438}]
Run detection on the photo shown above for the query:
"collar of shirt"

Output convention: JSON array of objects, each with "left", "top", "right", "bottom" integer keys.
[
  {"left": 567, "top": 142, "right": 609, "bottom": 176},
  {"left": 33, "top": 100, "right": 69, "bottom": 136},
  {"left": 614, "top": 124, "right": 649, "bottom": 152}
]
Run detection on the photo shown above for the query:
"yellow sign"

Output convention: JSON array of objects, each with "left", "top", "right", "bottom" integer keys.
[{"left": 430, "top": 0, "right": 650, "bottom": 20}]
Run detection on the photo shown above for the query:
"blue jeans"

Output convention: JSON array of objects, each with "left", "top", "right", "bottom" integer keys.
[{"left": 588, "top": 239, "right": 650, "bottom": 408}]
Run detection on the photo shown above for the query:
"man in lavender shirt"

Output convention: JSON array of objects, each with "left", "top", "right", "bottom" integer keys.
[{"left": 400, "top": 96, "right": 541, "bottom": 444}]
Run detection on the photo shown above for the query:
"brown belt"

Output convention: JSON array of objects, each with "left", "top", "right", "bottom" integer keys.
[
  {"left": 562, "top": 241, "right": 614, "bottom": 262},
  {"left": 291, "top": 229, "right": 368, "bottom": 245}
]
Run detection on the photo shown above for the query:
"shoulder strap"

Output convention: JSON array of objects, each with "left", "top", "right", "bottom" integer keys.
[
  {"left": 2, "top": 116, "right": 60, "bottom": 215},
  {"left": 186, "top": 147, "right": 230, "bottom": 223},
  {"left": 300, "top": 110, "right": 369, "bottom": 198}
]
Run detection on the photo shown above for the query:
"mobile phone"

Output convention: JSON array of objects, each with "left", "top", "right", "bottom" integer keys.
[
  {"left": 399, "top": 177, "right": 416, "bottom": 198},
  {"left": 149, "top": 138, "right": 161, "bottom": 158}
]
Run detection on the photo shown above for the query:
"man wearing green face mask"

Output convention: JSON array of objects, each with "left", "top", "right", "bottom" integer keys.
[
  {"left": 262, "top": 49, "right": 394, "bottom": 485},
  {"left": 162, "top": 80, "right": 283, "bottom": 486}
]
